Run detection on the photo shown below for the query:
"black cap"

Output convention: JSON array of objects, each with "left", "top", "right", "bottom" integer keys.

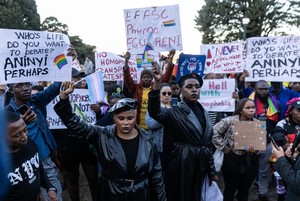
[
  {"left": 141, "top": 69, "right": 153, "bottom": 78},
  {"left": 178, "top": 73, "right": 203, "bottom": 88},
  {"left": 108, "top": 98, "right": 138, "bottom": 114},
  {"left": 72, "top": 68, "right": 85, "bottom": 77},
  {"left": 272, "top": 132, "right": 287, "bottom": 147},
  {"left": 290, "top": 99, "right": 300, "bottom": 109}
]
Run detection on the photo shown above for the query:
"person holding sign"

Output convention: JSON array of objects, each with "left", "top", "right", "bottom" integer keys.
[
  {"left": 123, "top": 50, "right": 175, "bottom": 130},
  {"left": 148, "top": 62, "right": 217, "bottom": 201},
  {"left": 54, "top": 82, "right": 166, "bottom": 201},
  {"left": 2, "top": 46, "right": 77, "bottom": 201},
  {"left": 212, "top": 98, "right": 259, "bottom": 201}
]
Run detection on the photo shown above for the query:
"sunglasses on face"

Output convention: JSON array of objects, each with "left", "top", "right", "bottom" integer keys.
[{"left": 161, "top": 92, "right": 172, "bottom": 96}]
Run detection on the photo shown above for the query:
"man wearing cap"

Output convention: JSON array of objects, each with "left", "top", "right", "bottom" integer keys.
[
  {"left": 148, "top": 62, "right": 217, "bottom": 201},
  {"left": 123, "top": 50, "right": 175, "bottom": 130},
  {"left": 270, "top": 97, "right": 300, "bottom": 201},
  {"left": 54, "top": 82, "right": 166, "bottom": 201},
  {"left": 273, "top": 97, "right": 300, "bottom": 150}
]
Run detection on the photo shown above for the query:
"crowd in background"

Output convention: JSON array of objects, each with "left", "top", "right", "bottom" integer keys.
[{"left": 1, "top": 47, "right": 300, "bottom": 201}]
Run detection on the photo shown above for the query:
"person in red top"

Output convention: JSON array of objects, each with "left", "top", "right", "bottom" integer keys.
[{"left": 123, "top": 50, "right": 175, "bottom": 129}]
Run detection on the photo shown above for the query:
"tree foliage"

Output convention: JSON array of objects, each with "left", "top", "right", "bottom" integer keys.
[
  {"left": 69, "top": 35, "right": 96, "bottom": 64},
  {"left": 41, "top": 17, "right": 96, "bottom": 64},
  {"left": 0, "top": 0, "right": 40, "bottom": 30},
  {"left": 41, "top": 16, "right": 69, "bottom": 35},
  {"left": 195, "top": 0, "right": 300, "bottom": 44}
]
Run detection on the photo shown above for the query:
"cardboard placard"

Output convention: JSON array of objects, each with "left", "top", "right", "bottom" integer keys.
[{"left": 233, "top": 121, "right": 266, "bottom": 150}]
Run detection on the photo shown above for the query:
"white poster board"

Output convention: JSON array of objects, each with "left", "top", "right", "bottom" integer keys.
[
  {"left": 0, "top": 29, "right": 72, "bottom": 84},
  {"left": 124, "top": 4, "right": 183, "bottom": 54},
  {"left": 46, "top": 89, "right": 97, "bottom": 129},
  {"left": 95, "top": 52, "right": 138, "bottom": 81},
  {"left": 199, "top": 79, "right": 235, "bottom": 112},
  {"left": 246, "top": 35, "right": 300, "bottom": 81},
  {"left": 200, "top": 42, "right": 244, "bottom": 74}
]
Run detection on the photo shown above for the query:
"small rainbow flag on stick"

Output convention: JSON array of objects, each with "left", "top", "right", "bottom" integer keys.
[
  {"left": 142, "top": 32, "right": 154, "bottom": 61},
  {"left": 163, "top": 20, "right": 176, "bottom": 27},
  {"left": 53, "top": 54, "right": 68, "bottom": 69},
  {"left": 84, "top": 71, "right": 105, "bottom": 103}
]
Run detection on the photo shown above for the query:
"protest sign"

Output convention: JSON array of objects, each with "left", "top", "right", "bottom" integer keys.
[
  {"left": 200, "top": 42, "right": 244, "bottom": 74},
  {"left": 0, "top": 29, "right": 72, "bottom": 84},
  {"left": 46, "top": 89, "right": 96, "bottom": 129},
  {"left": 95, "top": 52, "right": 138, "bottom": 81},
  {"left": 246, "top": 36, "right": 300, "bottom": 81},
  {"left": 124, "top": 4, "right": 183, "bottom": 54},
  {"left": 233, "top": 121, "right": 266, "bottom": 151},
  {"left": 176, "top": 54, "right": 206, "bottom": 82},
  {"left": 199, "top": 79, "right": 235, "bottom": 112}
]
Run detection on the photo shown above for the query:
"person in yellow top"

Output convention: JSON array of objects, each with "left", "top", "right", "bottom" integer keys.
[{"left": 123, "top": 50, "right": 175, "bottom": 130}]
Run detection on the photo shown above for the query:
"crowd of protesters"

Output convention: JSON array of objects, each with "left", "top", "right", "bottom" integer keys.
[{"left": 1, "top": 46, "right": 300, "bottom": 201}]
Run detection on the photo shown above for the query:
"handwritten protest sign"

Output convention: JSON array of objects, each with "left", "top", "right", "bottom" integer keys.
[
  {"left": 200, "top": 42, "right": 244, "bottom": 74},
  {"left": 124, "top": 4, "right": 183, "bottom": 54},
  {"left": 95, "top": 52, "right": 138, "bottom": 81},
  {"left": 46, "top": 89, "right": 96, "bottom": 129},
  {"left": 199, "top": 79, "right": 235, "bottom": 112},
  {"left": 176, "top": 54, "right": 206, "bottom": 82},
  {"left": 233, "top": 121, "right": 266, "bottom": 151},
  {"left": 246, "top": 36, "right": 300, "bottom": 81},
  {"left": 0, "top": 29, "right": 72, "bottom": 84}
]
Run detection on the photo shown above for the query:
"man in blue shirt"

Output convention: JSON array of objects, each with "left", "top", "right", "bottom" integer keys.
[{"left": 4, "top": 81, "right": 63, "bottom": 201}]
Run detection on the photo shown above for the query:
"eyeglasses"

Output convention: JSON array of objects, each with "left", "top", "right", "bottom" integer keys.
[
  {"left": 161, "top": 92, "right": 172, "bottom": 96},
  {"left": 14, "top": 83, "right": 32, "bottom": 89}
]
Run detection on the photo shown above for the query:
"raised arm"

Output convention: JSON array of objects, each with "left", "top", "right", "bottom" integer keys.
[
  {"left": 123, "top": 52, "right": 136, "bottom": 91},
  {"left": 148, "top": 62, "right": 170, "bottom": 124},
  {"left": 162, "top": 49, "right": 175, "bottom": 83},
  {"left": 54, "top": 82, "right": 102, "bottom": 143}
]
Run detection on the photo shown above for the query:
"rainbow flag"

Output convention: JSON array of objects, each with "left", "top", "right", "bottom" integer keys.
[
  {"left": 53, "top": 54, "right": 68, "bottom": 69},
  {"left": 163, "top": 20, "right": 176, "bottom": 27},
  {"left": 84, "top": 71, "right": 105, "bottom": 103},
  {"left": 142, "top": 32, "right": 154, "bottom": 61}
]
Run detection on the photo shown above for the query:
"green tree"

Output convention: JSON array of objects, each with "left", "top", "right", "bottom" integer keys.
[
  {"left": 195, "top": 0, "right": 300, "bottom": 44},
  {"left": 0, "top": 0, "right": 40, "bottom": 30},
  {"left": 70, "top": 35, "right": 96, "bottom": 64},
  {"left": 41, "top": 16, "right": 69, "bottom": 35},
  {"left": 41, "top": 17, "right": 96, "bottom": 64}
]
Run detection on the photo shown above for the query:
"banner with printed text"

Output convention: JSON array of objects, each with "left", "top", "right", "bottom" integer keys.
[
  {"left": 95, "top": 52, "right": 138, "bottom": 81},
  {"left": 245, "top": 36, "right": 300, "bottom": 81},
  {"left": 199, "top": 78, "right": 235, "bottom": 112},
  {"left": 124, "top": 4, "right": 183, "bottom": 54},
  {"left": 0, "top": 29, "right": 72, "bottom": 84},
  {"left": 46, "top": 89, "right": 97, "bottom": 129},
  {"left": 176, "top": 54, "right": 206, "bottom": 82},
  {"left": 200, "top": 42, "right": 244, "bottom": 74}
]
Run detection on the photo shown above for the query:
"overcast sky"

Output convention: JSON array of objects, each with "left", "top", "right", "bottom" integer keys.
[{"left": 35, "top": 0, "right": 205, "bottom": 55}]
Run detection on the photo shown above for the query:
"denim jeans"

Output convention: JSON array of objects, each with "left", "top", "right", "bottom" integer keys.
[
  {"left": 40, "top": 156, "right": 62, "bottom": 201},
  {"left": 258, "top": 143, "right": 272, "bottom": 195}
]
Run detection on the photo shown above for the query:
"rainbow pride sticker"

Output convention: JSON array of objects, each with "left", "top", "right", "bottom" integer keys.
[
  {"left": 163, "top": 20, "right": 176, "bottom": 27},
  {"left": 53, "top": 54, "right": 68, "bottom": 69}
]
